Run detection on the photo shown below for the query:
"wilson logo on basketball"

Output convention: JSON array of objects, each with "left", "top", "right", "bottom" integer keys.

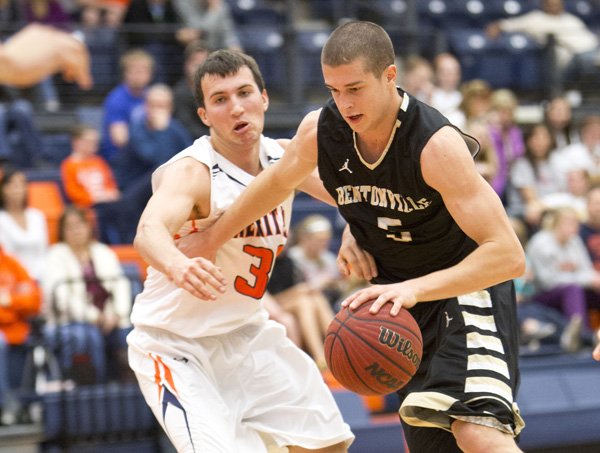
[
  {"left": 378, "top": 327, "right": 421, "bottom": 367},
  {"left": 364, "top": 362, "right": 402, "bottom": 390}
]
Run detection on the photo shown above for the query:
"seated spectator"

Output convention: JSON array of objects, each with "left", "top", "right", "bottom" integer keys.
[
  {"left": 0, "top": 169, "right": 48, "bottom": 281},
  {"left": 117, "top": 83, "right": 192, "bottom": 188},
  {"left": 486, "top": 0, "right": 600, "bottom": 91},
  {"left": 42, "top": 207, "right": 133, "bottom": 383},
  {"left": 541, "top": 167, "right": 590, "bottom": 220},
  {"left": 430, "top": 52, "right": 463, "bottom": 127},
  {"left": 0, "top": 87, "right": 44, "bottom": 168},
  {"left": 580, "top": 186, "right": 600, "bottom": 271},
  {"left": 544, "top": 94, "right": 580, "bottom": 149},
  {"left": 61, "top": 124, "right": 120, "bottom": 208},
  {"left": 100, "top": 49, "right": 154, "bottom": 165},
  {"left": 0, "top": 246, "right": 41, "bottom": 425},
  {"left": 551, "top": 114, "right": 600, "bottom": 186},
  {"left": 466, "top": 119, "right": 498, "bottom": 186},
  {"left": 288, "top": 215, "right": 344, "bottom": 309},
  {"left": 488, "top": 89, "right": 525, "bottom": 202},
  {"left": 172, "top": 39, "right": 210, "bottom": 138},
  {"left": 507, "top": 123, "right": 563, "bottom": 231},
  {"left": 397, "top": 54, "right": 434, "bottom": 104},
  {"left": 267, "top": 248, "right": 335, "bottom": 370},
  {"left": 456, "top": 78, "right": 493, "bottom": 134},
  {"left": 527, "top": 207, "right": 600, "bottom": 352},
  {"left": 174, "top": 0, "right": 241, "bottom": 51}
]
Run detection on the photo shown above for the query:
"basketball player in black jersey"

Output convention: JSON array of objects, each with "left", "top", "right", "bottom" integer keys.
[{"left": 191, "top": 22, "right": 526, "bottom": 452}]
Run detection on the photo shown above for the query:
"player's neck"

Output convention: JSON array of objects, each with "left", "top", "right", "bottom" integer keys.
[
  {"left": 210, "top": 136, "right": 262, "bottom": 175},
  {"left": 355, "top": 94, "right": 402, "bottom": 162}
]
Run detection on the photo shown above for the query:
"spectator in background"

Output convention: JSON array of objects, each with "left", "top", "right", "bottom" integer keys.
[
  {"left": 172, "top": 39, "right": 210, "bottom": 138},
  {"left": 527, "top": 207, "right": 600, "bottom": 352},
  {"left": 397, "top": 54, "right": 434, "bottom": 104},
  {"left": 0, "top": 86, "right": 44, "bottom": 168},
  {"left": 100, "top": 49, "right": 154, "bottom": 165},
  {"left": 580, "top": 186, "right": 600, "bottom": 271},
  {"left": 0, "top": 169, "right": 48, "bottom": 281},
  {"left": 507, "top": 123, "right": 563, "bottom": 232},
  {"left": 123, "top": 0, "right": 181, "bottom": 84},
  {"left": 488, "top": 89, "right": 525, "bottom": 201},
  {"left": 457, "top": 79, "right": 492, "bottom": 130},
  {"left": 551, "top": 115, "right": 600, "bottom": 186},
  {"left": 61, "top": 124, "right": 120, "bottom": 208},
  {"left": 430, "top": 52, "right": 463, "bottom": 128},
  {"left": 466, "top": 119, "right": 498, "bottom": 186},
  {"left": 485, "top": 0, "right": 600, "bottom": 92},
  {"left": 288, "top": 214, "right": 344, "bottom": 309},
  {"left": 544, "top": 94, "right": 580, "bottom": 149},
  {"left": 174, "top": 0, "right": 241, "bottom": 50},
  {"left": 267, "top": 247, "right": 335, "bottom": 370},
  {"left": 117, "top": 84, "right": 192, "bottom": 184},
  {"left": 42, "top": 207, "right": 132, "bottom": 383},
  {"left": 581, "top": 187, "right": 600, "bottom": 361},
  {"left": 0, "top": 246, "right": 41, "bottom": 425},
  {"left": 111, "top": 84, "right": 192, "bottom": 243}
]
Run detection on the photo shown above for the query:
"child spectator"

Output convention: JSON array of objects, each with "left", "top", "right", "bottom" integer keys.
[{"left": 61, "top": 124, "right": 120, "bottom": 208}]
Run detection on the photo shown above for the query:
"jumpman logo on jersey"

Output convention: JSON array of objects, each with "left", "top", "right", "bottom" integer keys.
[
  {"left": 444, "top": 311, "right": 453, "bottom": 328},
  {"left": 339, "top": 159, "right": 353, "bottom": 173}
]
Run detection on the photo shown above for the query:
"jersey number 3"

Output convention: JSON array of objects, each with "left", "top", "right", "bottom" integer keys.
[
  {"left": 235, "top": 244, "right": 284, "bottom": 299},
  {"left": 378, "top": 217, "right": 413, "bottom": 242}
]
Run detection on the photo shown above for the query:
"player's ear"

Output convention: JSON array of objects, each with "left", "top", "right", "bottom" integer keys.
[
  {"left": 385, "top": 64, "right": 397, "bottom": 85},
  {"left": 261, "top": 89, "right": 269, "bottom": 112},
  {"left": 198, "top": 106, "right": 210, "bottom": 127}
]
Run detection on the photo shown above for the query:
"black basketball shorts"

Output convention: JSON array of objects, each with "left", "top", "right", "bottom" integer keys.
[{"left": 397, "top": 280, "right": 524, "bottom": 450}]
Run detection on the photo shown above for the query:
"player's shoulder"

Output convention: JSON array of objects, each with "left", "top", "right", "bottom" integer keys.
[{"left": 296, "top": 108, "right": 322, "bottom": 137}]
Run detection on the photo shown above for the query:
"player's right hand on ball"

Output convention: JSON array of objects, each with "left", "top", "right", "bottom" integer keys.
[{"left": 167, "top": 256, "right": 227, "bottom": 300}]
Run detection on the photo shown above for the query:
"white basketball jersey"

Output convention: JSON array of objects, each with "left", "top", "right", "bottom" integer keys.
[{"left": 130, "top": 135, "right": 293, "bottom": 337}]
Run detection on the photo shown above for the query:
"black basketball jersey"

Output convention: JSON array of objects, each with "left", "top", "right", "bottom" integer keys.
[{"left": 317, "top": 89, "right": 479, "bottom": 284}]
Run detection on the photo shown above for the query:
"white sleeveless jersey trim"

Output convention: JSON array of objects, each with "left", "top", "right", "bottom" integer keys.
[{"left": 131, "top": 135, "right": 293, "bottom": 337}]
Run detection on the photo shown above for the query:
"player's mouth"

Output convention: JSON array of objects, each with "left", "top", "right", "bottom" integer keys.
[
  {"left": 233, "top": 121, "right": 250, "bottom": 133},
  {"left": 346, "top": 114, "right": 363, "bottom": 124}
]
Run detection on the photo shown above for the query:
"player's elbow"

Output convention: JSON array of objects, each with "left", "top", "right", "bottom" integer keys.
[{"left": 505, "top": 243, "right": 526, "bottom": 280}]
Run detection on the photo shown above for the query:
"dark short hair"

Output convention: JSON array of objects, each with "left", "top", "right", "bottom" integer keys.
[
  {"left": 193, "top": 49, "right": 265, "bottom": 108},
  {"left": 321, "top": 21, "right": 395, "bottom": 77}
]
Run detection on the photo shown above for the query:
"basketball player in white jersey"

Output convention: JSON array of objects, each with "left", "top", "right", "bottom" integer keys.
[{"left": 127, "top": 50, "right": 354, "bottom": 452}]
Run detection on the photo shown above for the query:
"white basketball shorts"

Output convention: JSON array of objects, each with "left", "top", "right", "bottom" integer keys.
[{"left": 127, "top": 319, "right": 354, "bottom": 452}]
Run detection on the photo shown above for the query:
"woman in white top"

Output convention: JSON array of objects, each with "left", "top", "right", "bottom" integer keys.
[
  {"left": 42, "top": 206, "right": 132, "bottom": 383},
  {"left": 0, "top": 169, "right": 47, "bottom": 280}
]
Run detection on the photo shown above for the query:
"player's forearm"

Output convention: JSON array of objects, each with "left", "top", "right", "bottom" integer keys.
[
  {"left": 134, "top": 219, "right": 187, "bottom": 278},
  {"left": 207, "top": 165, "right": 296, "bottom": 247},
  {"left": 411, "top": 240, "right": 525, "bottom": 303}
]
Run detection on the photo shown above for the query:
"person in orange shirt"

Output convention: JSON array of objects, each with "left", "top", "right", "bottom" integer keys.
[
  {"left": 61, "top": 124, "right": 129, "bottom": 243},
  {"left": 61, "top": 124, "right": 120, "bottom": 208},
  {"left": 0, "top": 246, "right": 41, "bottom": 425}
]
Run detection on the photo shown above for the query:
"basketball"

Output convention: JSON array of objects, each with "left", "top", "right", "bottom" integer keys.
[{"left": 324, "top": 301, "right": 423, "bottom": 395}]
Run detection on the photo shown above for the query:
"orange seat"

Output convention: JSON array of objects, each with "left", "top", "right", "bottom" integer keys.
[
  {"left": 28, "top": 181, "right": 65, "bottom": 244},
  {"left": 110, "top": 244, "right": 148, "bottom": 280}
]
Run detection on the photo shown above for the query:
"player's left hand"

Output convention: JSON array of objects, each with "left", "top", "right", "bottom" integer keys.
[
  {"left": 341, "top": 282, "right": 418, "bottom": 316},
  {"left": 337, "top": 225, "right": 378, "bottom": 280}
]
